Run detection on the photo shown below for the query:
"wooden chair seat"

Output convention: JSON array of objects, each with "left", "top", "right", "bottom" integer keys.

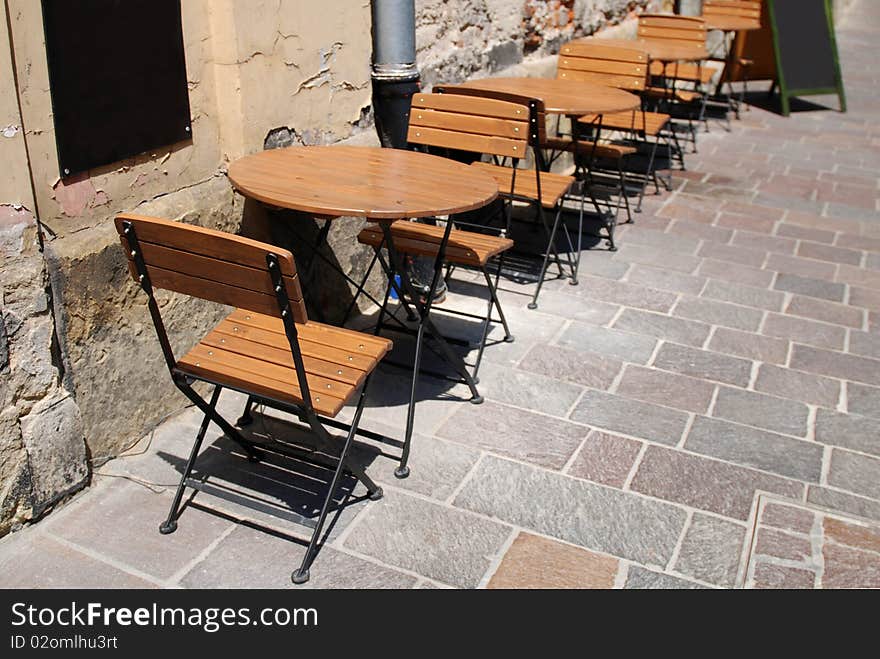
[
  {"left": 469, "top": 161, "right": 574, "bottom": 208},
  {"left": 650, "top": 61, "right": 715, "bottom": 84},
  {"left": 357, "top": 220, "right": 513, "bottom": 268},
  {"left": 644, "top": 86, "right": 702, "bottom": 103},
  {"left": 177, "top": 309, "right": 393, "bottom": 418},
  {"left": 543, "top": 137, "right": 638, "bottom": 160},
  {"left": 579, "top": 110, "right": 670, "bottom": 136}
]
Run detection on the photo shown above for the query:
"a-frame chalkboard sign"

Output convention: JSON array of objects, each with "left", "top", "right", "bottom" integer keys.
[{"left": 766, "top": 0, "right": 846, "bottom": 116}]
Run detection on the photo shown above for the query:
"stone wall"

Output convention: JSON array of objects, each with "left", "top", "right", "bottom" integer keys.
[
  {"left": 417, "top": 0, "right": 655, "bottom": 87},
  {"left": 1, "top": 1, "right": 89, "bottom": 536}
]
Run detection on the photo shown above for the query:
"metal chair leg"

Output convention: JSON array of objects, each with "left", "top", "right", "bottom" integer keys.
[
  {"left": 160, "top": 385, "right": 222, "bottom": 535},
  {"left": 569, "top": 187, "right": 585, "bottom": 285},
  {"left": 236, "top": 395, "right": 255, "bottom": 427},
  {"left": 396, "top": 321, "right": 425, "bottom": 480},
  {"left": 292, "top": 383, "right": 379, "bottom": 584},
  {"left": 471, "top": 260, "right": 514, "bottom": 382},
  {"left": 529, "top": 205, "right": 565, "bottom": 310},
  {"left": 618, "top": 159, "right": 633, "bottom": 225},
  {"left": 636, "top": 138, "right": 660, "bottom": 214},
  {"left": 175, "top": 378, "right": 263, "bottom": 462}
]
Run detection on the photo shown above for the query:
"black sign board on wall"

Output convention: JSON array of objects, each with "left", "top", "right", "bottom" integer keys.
[
  {"left": 767, "top": 0, "right": 846, "bottom": 116},
  {"left": 42, "top": 0, "right": 192, "bottom": 178}
]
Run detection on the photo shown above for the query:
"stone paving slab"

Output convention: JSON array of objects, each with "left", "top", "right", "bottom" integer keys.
[
  {"left": 624, "top": 566, "right": 706, "bottom": 589},
  {"left": 2, "top": 0, "right": 880, "bottom": 590},
  {"left": 0, "top": 533, "right": 157, "bottom": 589},
  {"left": 454, "top": 454, "right": 687, "bottom": 567},
  {"left": 181, "top": 524, "right": 417, "bottom": 589},
  {"left": 673, "top": 514, "right": 746, "bottom": 588},
  {"left": 437, "top": 400, "right": 586, "bottom": 470},
  {"left": 487, "top": 532, "right": 619, "bottom": 589},
  {"left": 42, "top": 481, "right": 235, "bottom": 582},
  {"left": 342, "top": 489, "right": 511, "bottom": 589},
  {"left": 744, "top": 495, "right": 880, "bottom": 589}
]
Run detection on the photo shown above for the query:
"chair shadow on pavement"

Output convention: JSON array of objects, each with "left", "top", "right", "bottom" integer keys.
[
  {"left": 741, "top": 90, "right": 839, "bottom": 115},
  {"left": 157, "top": 411, "right": 384, "bottom": 557}
]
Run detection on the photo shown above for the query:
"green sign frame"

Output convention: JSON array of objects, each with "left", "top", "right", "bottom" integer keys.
[{"left": 767, "top": 0, "right": 847, "bottom": 116}]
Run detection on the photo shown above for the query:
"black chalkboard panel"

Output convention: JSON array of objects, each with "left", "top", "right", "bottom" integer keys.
[
  {"left": 767, "top": 0, "right": 845, "bottom": 115},
  {"left": 42, "top": 0, "right": 192, "bottom": 177}
]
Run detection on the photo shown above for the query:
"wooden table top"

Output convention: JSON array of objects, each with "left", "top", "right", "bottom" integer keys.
[
  {"left": 228, "top": 146, "right": 499, "bottom": 220},
  {"left": 454, "top": 77, "right": 640, "bottom": 116},
  {"left": 572, "top": 36, "right": 708, "bottom": 63},
  {"left": 704, "top": 16, "right": 761, "bottom": 32}
]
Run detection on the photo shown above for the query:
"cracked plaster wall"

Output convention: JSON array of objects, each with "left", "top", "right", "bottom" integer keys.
[
  {"left": 1, "top": 1, "right": 87, "bottom": 536},
  {"left": 0, "top": 0, "right": 375, "bottom": 536}
]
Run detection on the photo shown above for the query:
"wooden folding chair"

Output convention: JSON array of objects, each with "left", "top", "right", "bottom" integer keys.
[
  {"left": 638, "top": 14, "right": 714, "bottom": 148},
  {"left": 425, "top": 88, "right": 582, "bottom": 299},
  {"left": 115, "top": 213, "right": 391, "bottom": 584},
  {"left": 703, "top": 0, "right": 762, "bottom": 118},
  {"left": 549, "top": 40, "right": 680, "bottom": 227}
]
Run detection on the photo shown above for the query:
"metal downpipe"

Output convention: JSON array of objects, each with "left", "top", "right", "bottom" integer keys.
[{"left": 371, "top": 0, "right": 421, "bottom": 148}]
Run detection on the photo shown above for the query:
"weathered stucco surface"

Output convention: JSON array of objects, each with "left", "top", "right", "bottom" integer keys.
[
  {"left": 0, "top": 0, "right": 380, "bottom": 535},
  {"left": 1, "top": 1, "right": 88, "bottom": 535}
]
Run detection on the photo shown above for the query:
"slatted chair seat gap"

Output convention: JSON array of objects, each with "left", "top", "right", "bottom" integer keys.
[{"left": 177, "top": 314, "right": 392, "bottom": 418}]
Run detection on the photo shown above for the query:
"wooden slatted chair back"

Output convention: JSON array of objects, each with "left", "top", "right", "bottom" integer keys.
[
  {"left": 702, "top": 0, "right": 762, "bottom": 21},
  {"left": 428, "top": 86, "right": 549, "bottom": 149},
  {"left": 408, "top": 93, "right": 531, "bottom": 160},
  {"left": 638, "top": 14, "right": 708, "bottom": 47},
  {"left": 557, "top": 40, "right": 650, "bottom": 92},
  {"left": 115, "top": 214, "right": 308, "bottom": 323}
]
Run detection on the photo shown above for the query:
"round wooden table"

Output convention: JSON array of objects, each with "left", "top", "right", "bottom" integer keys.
[
  {"left": 228, "top": 145, "right": 499, "bottom": 467},
  {"left": 454, "top": 77, "right": 640, "bottom": 116},
  {"left": 228, "top": 145, "right": 499, "bottom": 220}
]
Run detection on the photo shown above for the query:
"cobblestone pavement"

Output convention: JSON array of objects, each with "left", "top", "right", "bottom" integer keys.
[{"left": 2, "top": 1, "right": 879, "bottom": 589}]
